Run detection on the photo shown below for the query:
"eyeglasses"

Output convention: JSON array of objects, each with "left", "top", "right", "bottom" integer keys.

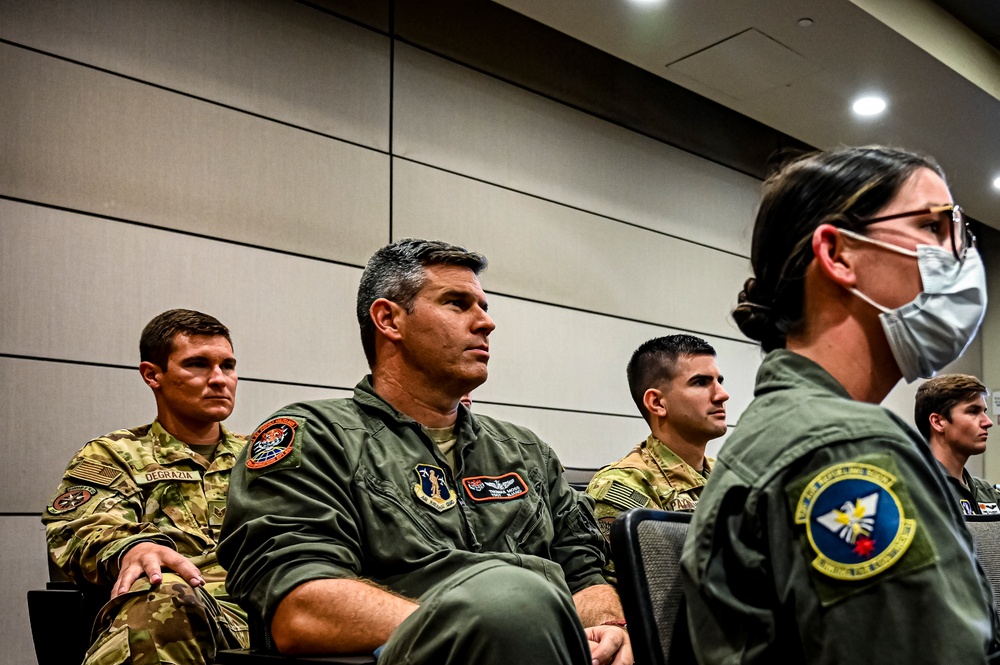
[{"left": 856, "top": 204, "right": 975, "bottom": 263}]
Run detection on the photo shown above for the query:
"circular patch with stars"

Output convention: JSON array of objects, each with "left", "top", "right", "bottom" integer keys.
[
  {"left": 48, "top": 485, "right": 98, "bottom": 515},
  {"left": 794, "top": 462, "right": 916, "bottom": 581},
  {"left": 247, "top": 417, "right": 297, "bottom": 469}
]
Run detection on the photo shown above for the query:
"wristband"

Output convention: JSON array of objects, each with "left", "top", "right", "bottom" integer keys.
[{"left": 601, "top": 619, "right": 627, "bottom": 630}]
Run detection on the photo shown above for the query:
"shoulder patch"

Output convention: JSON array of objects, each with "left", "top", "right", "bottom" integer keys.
[
  {"left": 67, "top": 459, "right": 122, "bottom": 487},
  {"left": 794, "top": 462, "right": 915, "bottom": 581},
  {"left": 48, "top": 485, "right": 98, "bottom": 514},
  {"left": 596, "top": 479, "right": 651, "bottom": 511},
  {"left": 247, "top": 417, "right": 297, "bottom": 469},
  {"left": 462, "top": 472, "right": 529, "bottom": 502},
  {"left": 787, "top": 454, "right": 937, "bottom": 605}
]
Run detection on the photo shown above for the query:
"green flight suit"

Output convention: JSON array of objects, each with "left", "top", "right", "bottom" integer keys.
[
  {"left": 587, "top": 434, "right": 712, "bottom": 582},
  {"left": 945, "top": 465, "right": 1000, "bottom": 516},
  {"left": 43, "top": 421, "right": 249, "bottom": 664},
  {"left": 219, "top": 378, "right": 607, "bottom": 664},
  {"left": 681, "top": 350, "right": 997, "bottom": 664}
]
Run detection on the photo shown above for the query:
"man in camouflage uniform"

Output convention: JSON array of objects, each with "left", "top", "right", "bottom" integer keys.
[
  {"left": 916, "top": 374, "right": 1000, "bottom": 515},
  {"left": 43, "top": 309, "right": 249, "bottom": 664},
  {"left": 587, "top": 335, "right": 728, "bottom": 581}
]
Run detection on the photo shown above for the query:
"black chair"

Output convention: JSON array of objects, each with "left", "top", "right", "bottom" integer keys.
[
  {"left": 965, "top": 513, "right": 1000, "bottom": 616},
  {"left": 562, "top": 467, "right": 598, "bottom": 491},
  {"left": 27, "top": 560, "right": 109, "bottom": 665},
  {"left": 611, "top": 508, "right": 695, "bottom": 665}
]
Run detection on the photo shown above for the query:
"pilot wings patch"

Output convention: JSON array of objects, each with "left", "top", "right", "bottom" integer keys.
[{"left": 462, "top": 472, "right": 528, "bottom": 502}]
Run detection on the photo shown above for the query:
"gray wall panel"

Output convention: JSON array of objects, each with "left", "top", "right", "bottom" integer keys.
[
  {"left": 0, "top": 356, "right": 352, "bottom": 513},
  {"left": 479, "top": 293, "right": 760, "bottom": 422},
  {"left": 0, "top": 200, "right": 370, "bottom": 386},
  {"left": 0, "top": 516, "right": 48, "bottom": 665},
  {"left": 394, "top": 158, "right": 752, "bottom": 339},
  {"left": 0, "top": 0, "right": 390, "bottom": 151},
  {"left": 0, "top": 43, "right": 389, "bottom": 266},
  {"left": 472, "top": 402, "right": 647, "bottom": 468},
  {"left": 393, "top": 43, "right": 760, "bottom": 256}
]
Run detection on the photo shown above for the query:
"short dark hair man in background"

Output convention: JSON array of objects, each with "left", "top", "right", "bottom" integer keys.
[
  {"left": 916, "top": 373, "right": 1000, "bottom": 515},
  {"left": 44, "top": 309, "right": 248, "bottom": 664},
  {"left": 588, "top": 334, "right": 728, "bottom": 579}
]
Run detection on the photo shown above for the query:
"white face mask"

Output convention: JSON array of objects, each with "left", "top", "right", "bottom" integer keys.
[{"left": 839, "top": 228, "right": 987, "bottom": 383}]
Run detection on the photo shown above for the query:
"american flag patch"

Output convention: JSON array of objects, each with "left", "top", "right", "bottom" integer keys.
[
  {"left": 605, "top": 481, "right": 650, "bottom": 510},
  {"left": 68, "top": 459, "right": 122, "bottom": 487}
]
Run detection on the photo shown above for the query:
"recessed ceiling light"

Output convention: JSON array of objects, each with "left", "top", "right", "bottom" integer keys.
[
  {"left": 993, "top": 175, "right": 1000, "bottom": 191},
  {"left": 628, "top": 0, "right": 664, "bottom": 6},
  {"left": 798, "top": 18, "right": 814, "bottom": 28},
  {"left": 853, "top": 96, "right": 887, "bottom": 116}
]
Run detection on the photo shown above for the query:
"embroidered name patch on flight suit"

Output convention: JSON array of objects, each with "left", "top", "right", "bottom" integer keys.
[{"left": 462, "top": 473, "right": 528, "bottom": 502}]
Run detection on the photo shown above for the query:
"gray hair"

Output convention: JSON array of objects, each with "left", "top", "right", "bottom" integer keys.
[{"left": 356, "top": 238, "right": 488, "bottom": 367}]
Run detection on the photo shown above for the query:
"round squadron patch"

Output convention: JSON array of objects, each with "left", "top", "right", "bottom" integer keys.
[
  {"left": 795, "top": 462, "right": 916, "bottom": 581},
  {"left": 247, "top": 417, "right": 297, "bottom": 469},
  {"left": 413, "top": 464, "right": 457, "bottom": 512},
  {"left": 48, "top": 485, "right": 98, "bottom": 515}
]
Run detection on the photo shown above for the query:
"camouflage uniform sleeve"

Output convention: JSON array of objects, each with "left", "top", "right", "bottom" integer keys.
[
  {"left": 586, "top": 468, "right": 664, "bottom": 585},
  {"left": 41, "top": 440, "right": 173, "bottom": 586}
]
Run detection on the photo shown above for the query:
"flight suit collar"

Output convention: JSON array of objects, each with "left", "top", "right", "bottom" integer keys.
[
  {"left": 754, "top": 349, "right": 853, "bottom": 400},
  {"left": 353, "top": 376, "right": 481, "bottom": 444},
  {"left": 644, "top": 434, "right": 712, "bottom": 491}
]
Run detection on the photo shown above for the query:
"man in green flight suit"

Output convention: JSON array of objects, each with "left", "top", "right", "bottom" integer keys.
[
  {"left": 43, "top": 309, "right": 249, "bottom": 664},
  {"left": 587, "top": 335, "right": 728, "bottom": 582},
  {"left": 916, "top": 373, "right": 1000, "bottom": 515},
  {"left": 219, "top": 238, "right": 633, "bottom": 665}
]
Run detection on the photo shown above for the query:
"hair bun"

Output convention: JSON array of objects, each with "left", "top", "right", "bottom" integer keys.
[{"left": 732, "top": 278, "right": 786, "bottom": 351}]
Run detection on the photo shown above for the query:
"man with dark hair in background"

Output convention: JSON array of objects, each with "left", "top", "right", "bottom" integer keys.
[
  {"left": 587, "top": 335, "right": 728, "bottom": 575},
  {"left": 43, "top": 309, "right": 248, "bottom": 664},
  {"left": 220, "top": 238, "right": 632, "bottom": 665},
  {"left": 916, "top": 373, "right": 1000, "bottom": 515}
]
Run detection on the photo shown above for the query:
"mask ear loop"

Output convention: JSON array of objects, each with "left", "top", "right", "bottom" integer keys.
[{"left": 837, "top": 227, "right": 919, "bottom": 258}]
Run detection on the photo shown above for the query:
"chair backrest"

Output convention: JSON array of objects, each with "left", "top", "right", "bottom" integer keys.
[
  {"left": 965, "top": 514, "right": 1000, "bottom": 616},
  {"left": 611, "top": 508, "right": 694, "bottom": 665},
  {"left": 563, "top": 467, "right": 598, "bottom": 491}
]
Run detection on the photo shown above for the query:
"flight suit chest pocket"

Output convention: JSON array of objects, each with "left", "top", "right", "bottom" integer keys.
[
  {"left": 358, "top": 469, "right": 457, "bottom": 561},
  {"left": 477, "top": 470, "right": 553, "bottom": 555}
]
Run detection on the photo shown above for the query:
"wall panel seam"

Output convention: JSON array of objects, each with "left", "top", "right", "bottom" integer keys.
[
  {"left": 0, "top": 353, "right": 659, "bottom": 420},
  {"left": 0, "top": 195, "right": 368, "bottom": 270},
  {"left": 0, "top": 37, "right": 390, "bottom": 157},
  {"left": 487, "top": 289, "right": 756, "bottom": 347},
  {"left": 392, "top": 156, "right": 752, "bottom": 261},
  {"left": 295, "top": 0, "right": 392, "bottom": 36},
  {"left": 391, "top": 38, "right": 768, "bottom": 182}
]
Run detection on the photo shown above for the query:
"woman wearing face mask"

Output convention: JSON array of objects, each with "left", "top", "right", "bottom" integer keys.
[{"left": 681, "top": 146, "right": 997, "bottom": 664}]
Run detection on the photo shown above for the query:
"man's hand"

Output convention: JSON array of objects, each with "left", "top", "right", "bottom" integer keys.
[
  {"left": 112, "top": 542, "right": 204, "bottom": 598},
  {"left": 585, "top": 625, "right": 632, "bottom": 665}
]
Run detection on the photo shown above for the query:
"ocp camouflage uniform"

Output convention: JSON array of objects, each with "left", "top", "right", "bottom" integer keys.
[
  {"left": 586, "top": 434, "right": 712, "bottom": 582},
  {"left": 42, "top": 420, "right": 250, "bottom": 665}
]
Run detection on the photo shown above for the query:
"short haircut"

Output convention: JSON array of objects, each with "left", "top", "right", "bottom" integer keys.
[
  {"left": 139, "top": 309, "right": 232, "bottom": 370},
  {"left": 356, "top": 238, "right": 488, "bottom": 368},
  {"left": 914, "top": 374, "right": 988, "bottom": 439},
  {"left": 627, "top": 334, "right": 716, "bottom": 422}
]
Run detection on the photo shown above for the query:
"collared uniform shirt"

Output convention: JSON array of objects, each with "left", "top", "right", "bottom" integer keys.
[
  {"left": 681, "top": 350, "right": 998, "bottom": 664},
  {"left": 43, "top": 420, "right": 246, "bottom": 602},
  {"left": 945, "top": 465, "right": 1000, "bottom": 516},
  {"left": 218, "top": 377, "right": 608, "bottom": 625}
]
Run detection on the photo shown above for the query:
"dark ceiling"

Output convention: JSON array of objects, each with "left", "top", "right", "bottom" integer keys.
[{"left": 934, "top": 0, "right": 1000, "bottom": 48}]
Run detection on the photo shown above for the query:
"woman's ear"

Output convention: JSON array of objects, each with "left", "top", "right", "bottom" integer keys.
[{"left": 812, "top": 224, "right": 857, "bottom": 289}]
